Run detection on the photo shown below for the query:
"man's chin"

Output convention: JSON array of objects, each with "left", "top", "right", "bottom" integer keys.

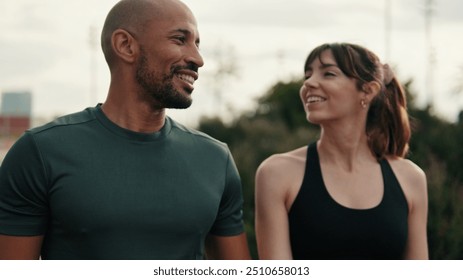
[
  {"left": 166, "top": 96, "right": 192, "bottom": 109},
  {"left": 168, "top": 104, "right": 192, "bottom": 110}
]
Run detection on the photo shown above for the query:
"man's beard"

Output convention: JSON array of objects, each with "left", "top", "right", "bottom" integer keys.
[{"left": 135, "top": 52, "right": 193, "bottom": 109}]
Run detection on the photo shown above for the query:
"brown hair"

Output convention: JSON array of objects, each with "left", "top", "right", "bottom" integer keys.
[{"left": 304, "top": 43, "right": 410, "bottom": 159}]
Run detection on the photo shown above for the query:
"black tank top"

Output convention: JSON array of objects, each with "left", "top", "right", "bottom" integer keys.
[{"left": 288, "top": 142, "right": 408, "bottom": 259}]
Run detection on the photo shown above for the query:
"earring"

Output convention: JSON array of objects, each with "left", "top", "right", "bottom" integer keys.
[{"left": 360, "top": 99, "right": 367, "bottom": 108}]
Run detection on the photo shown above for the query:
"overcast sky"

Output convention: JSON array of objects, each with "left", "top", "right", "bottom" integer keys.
[{"left": 1, "top": 0, "right": 462, "bottom": 126}]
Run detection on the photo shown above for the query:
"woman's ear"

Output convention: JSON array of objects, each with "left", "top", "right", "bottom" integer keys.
[
  {"left": 111, "top": 29, "right": 139, "bottom": 63},
  {"left": 363, "top": 81, "right": 381, "bottom": 102}
]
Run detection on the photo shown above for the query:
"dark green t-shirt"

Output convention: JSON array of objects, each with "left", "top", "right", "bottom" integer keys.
[{"left": 0, "top": 106, "right": 244, "bottom": 259}]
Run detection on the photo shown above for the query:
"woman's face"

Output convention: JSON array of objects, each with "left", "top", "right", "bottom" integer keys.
[{"left": 299, "top": 49, "right": 364, "bottom": 125}]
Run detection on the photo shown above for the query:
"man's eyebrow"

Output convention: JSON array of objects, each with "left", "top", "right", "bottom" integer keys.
[{"left": 171, "top": 28, "right": 190, "bottom": 34}]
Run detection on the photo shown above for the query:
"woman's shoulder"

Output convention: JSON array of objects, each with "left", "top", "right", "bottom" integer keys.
[
  {"left": 255, "top": 146, "right": 308, "bottom": 209},
  {"left": 256, "top": 147, "right": 307, "bottom": 189},
  {"left": 386, "top": 156, "right": 426, "bottom": 184},
  {"left": 257, "top": 146, "right": 308, "bottom": 174},
  {"left": 385, "top": 156, "right": 427, "bottom": 207}
]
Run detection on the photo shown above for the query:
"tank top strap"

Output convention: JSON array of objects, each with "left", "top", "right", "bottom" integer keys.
[
  {"left": 295, "top": 142, "right": 325, "bottom": 203},
  {"left": 305, "top": 141, "right": 324, "bottom": 191},
  {"left": 306, "top": 141, "right": 320, "bottom": 177},
  {"left": 378, "top": 158, "right": 408, "bottom": 206}
]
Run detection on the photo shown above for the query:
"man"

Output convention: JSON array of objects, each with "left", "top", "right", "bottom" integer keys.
[{"left": 0, "top": 0, "right": 250, "bottom": 260}]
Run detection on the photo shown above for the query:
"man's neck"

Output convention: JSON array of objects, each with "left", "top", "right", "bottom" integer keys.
[{"left": 101, "top": 100, "right": 166, "bottom": 133}]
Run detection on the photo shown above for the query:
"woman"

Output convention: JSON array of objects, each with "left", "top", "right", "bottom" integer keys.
[{"left": 255, "top": 43, "right": 428, "bottom": 260}]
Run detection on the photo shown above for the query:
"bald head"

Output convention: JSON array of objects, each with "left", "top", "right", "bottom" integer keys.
[{"left": 101, "top": 0, "right": 192, "bottom": 67}]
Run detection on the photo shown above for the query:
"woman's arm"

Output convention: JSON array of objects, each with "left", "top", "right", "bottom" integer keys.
[
  {"left": 390, "top": 158, "right": 429, "bottom": 259},
  {"left": 255, "top": 156, "right": 294, "bottom": 260}
]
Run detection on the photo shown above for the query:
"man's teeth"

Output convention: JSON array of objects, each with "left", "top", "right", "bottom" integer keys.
[
  {"left": 177, "top": 74, "right": 195, "bottom": 84},
  {"left": 307, "top": 96, "right": 326, "bottom": 103}
]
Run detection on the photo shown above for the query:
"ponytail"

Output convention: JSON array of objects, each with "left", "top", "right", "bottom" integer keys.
[{"left": 366, "top": 76, "right": 411, "bottom": 159}]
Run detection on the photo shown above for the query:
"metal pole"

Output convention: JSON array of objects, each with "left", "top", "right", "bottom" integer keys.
[
  {"left": 89, "top": 25, "right": 98, "bottom": 106},
  {"left": 425, "top": 0, "right": 435, "bottom": 108}
]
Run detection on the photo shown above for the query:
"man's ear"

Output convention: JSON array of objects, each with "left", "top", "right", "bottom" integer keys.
[{"left": 111, "top": 29, "right": 138, "bottom": 63}]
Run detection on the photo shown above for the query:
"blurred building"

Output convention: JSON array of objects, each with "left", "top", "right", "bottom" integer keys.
[{"left": 0, "top": 91, "right": 32, "bottom": 136}]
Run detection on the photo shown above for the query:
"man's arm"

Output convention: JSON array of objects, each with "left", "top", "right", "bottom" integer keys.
[
  {"left": 0, "top": 235, "right": 43, "bottom": 260},
  {"left": 205, "top": 233, "right": 251, "bottom": 260},
  {"left": 0, "top": 133, "right": 48, "bottom": 260}
]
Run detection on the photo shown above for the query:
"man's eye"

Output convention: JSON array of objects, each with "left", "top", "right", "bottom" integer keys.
[{"left": 173, "top": 36, "right": 186, "bottom": 43}]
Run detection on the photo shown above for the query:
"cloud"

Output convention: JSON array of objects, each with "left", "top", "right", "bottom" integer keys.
[
  {"left": 435, "top": 0, "right": 463, "bottom": 24},
  {"left": 0, "top": 39, "right": 67, "bottom": 80},
  {"left": 2, "top": 0, "right": 462, "bottom": 123},
  {"left": 400, "top": 0, "right": 463, "bottom": 26},
  {"left": 188, "top": 0, "right": 386, "bottom": 29}
]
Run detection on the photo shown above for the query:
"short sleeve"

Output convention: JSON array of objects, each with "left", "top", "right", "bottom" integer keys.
[
  {"left": 208, "top": 150, "right": 245, "bottom": 236},
  {"left": 0, "top": 132, "right": 49, "bottom": 236}
]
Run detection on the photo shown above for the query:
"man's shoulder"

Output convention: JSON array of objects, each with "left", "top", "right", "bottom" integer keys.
[
  {"left": 168, "top": 117, "right": 228, "bottom": 149},
  {"left": 29, "top": 107, "right": 96, "bottom": 135}
]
